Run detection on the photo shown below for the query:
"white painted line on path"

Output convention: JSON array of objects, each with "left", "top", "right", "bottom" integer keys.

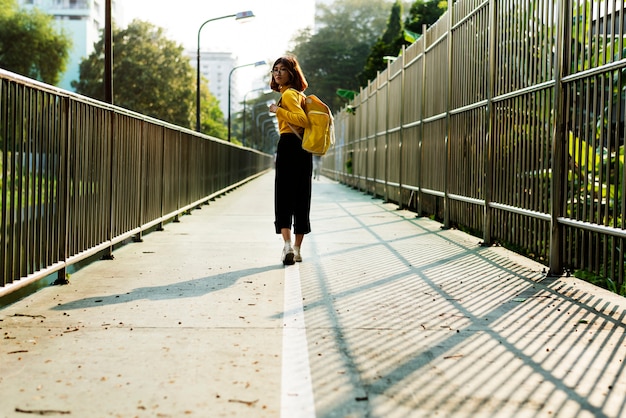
[{"left": 281, "top": 263, "right": 316, "bottom": 418}]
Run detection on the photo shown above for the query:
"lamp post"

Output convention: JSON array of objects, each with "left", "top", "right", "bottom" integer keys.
[
  {"left": 196, "top": 11, "right": 254, "bottom": 132},
  {"left": 228, "top": 60, "right": 266, "bottom": 142},
  {"left": 261, "top": 118, "right": 276, "bottom": 135},
  {"left": 253, "top": 110, "right": 275, "bottom": 150},
  {"left": 261, "top": 118, "right": 277, "bottom": 152},
  {"left": 242, "top": 88, "right": 271, "bottom": 147},
  {"left": 104, "top": 0, "right": 112, "bottom": 104}
]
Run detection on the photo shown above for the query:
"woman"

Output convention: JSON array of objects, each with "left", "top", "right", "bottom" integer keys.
[{"left": 268, "top": 56, "right": 312, "bottom": 265}]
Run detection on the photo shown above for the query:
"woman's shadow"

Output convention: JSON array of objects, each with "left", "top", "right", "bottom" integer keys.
[{"left": 52, "top": 264, "right": 284, "bottom": 311}]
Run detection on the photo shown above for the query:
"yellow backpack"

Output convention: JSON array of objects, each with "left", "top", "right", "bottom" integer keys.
[{"left": 287, "top": 90, "right": 335, "bottom": 156}]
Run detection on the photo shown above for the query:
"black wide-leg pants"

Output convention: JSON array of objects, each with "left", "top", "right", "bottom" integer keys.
[{"left": 274, "top": 133, "right": 313, "bottom": 235}]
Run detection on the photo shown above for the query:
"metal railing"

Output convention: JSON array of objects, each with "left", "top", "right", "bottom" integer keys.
[
  {"left": 327, "top": 0, "right": 626, "bottom": 290},
  {"left": 0, "top": 69, "right": 273, "bottom": 293}
]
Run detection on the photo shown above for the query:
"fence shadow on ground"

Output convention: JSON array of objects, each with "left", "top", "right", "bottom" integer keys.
[{"left": 301, "top": 182, "right": 626, "bottom": 418}]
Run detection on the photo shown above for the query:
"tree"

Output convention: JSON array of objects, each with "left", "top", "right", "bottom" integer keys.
[
  {"left": 358, "top": 0, "right": 404, "bottom": 86},
  {"left": 357, "top": 0, "right": 447, "bottom": 87},
  {"left": 73, "top": 19, "right": 225, "bottom": 138},
  {"left": 289, "top": 0, "right": 392, "bottom": 112},
  {"left": 0, "top": 0, "right": 14, "bottom": 19},
  {"left": 402, "top": 0, "right": 447, "bottom": 45},
  {"left": 0, "top": 0, "right": 71, "bottom": 85},
  {"left": 198, "top": 81, "right": 228, "bottom": 140}
]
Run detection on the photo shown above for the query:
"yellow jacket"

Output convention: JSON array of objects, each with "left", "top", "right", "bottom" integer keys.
[{"left": 276, "top": 87, "right": 307, "bottom": 135}]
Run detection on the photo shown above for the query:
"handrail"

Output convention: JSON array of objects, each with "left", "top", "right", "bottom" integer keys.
[{"left": 0, "top": 69, "right": 273, "bottom": 293}]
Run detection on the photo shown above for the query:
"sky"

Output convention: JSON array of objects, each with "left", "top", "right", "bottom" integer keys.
[{"left": 121, "top": 0, "right": 316, "bottom": 96}]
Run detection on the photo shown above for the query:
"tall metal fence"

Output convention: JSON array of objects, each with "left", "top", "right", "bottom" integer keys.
[
  {"left": 0, "top": 69, "right": 273, "bottom": 293},
  {"left": 326, "top": 0, "right": 626, "bottom": 291}
]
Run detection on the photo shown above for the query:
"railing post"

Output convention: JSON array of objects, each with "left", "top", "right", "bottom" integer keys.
[
  {"left": 352, "top": 87, "right": 364, "bottom": 191},
  {"left": 359, "top": 80, "right": 372, "bottom": 193},
  {"left": 443, "top": 7, "right": 453, "bottom": 229},
  {"left": 177, "top": 131, "right": 183, "bottom": 219},
  {"left": 157, "top": 126, "right": 165, "bottom": 231},
  {"left": 418, "top": 24, "right": 428, "bottom": 217},
  {"left": 384, "top": 63, "right": 390, "bottom": 203},
  {"left": 134, "top": 120, "right": 145, "bottom": 242},
  {"left": 398, "top": 46, "right": 406, "bottom": 208},
  {"left": 549, "top": 0, "right": 569, "bottom": 276},
  {"left": 0, "top": 80, "right": 6, "bottom": 285},
  {"left": 58, "top": 96, "right": 71, "bottom": 282},
  {"left": 484, "top": 0, "right": 498, "bottom": 246},
  {"left": 370, "top": 76, "right": 375, "bottom": 196},
  {"left": 103, "top": 110, "right": 115, "bottom": 260}
]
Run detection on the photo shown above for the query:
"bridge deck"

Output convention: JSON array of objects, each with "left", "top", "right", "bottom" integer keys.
[{"left": 1, "top": 172, "right": 625, "bottom": 417}]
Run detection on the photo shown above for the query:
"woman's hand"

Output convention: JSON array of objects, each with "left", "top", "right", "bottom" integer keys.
[{"left": 269, "top": 103, "right": 279, "bottom": 113}]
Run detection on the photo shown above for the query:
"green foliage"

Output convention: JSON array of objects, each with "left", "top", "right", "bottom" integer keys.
[
  {"left": 404, "top": 0, "right": 447, "bottom": 37},
  {"left": 358, "top": 0, "right": 404, "bottom": 86},
  {"left": 357, "top": 0, "right": 447, "bottom": 88},
  {"left": 0, "top": 0, "right": 71, "bottom": 85},
  {"left": 574, "top": 270, "right": 626, "bottom": 296},
  {"left": 73, "top": 19, "right": 225, "bottom": 136},
  {"left": 565, "top": 1, "right": 626, "bottom": 227},
  {"left": 0, "top": 0, "right": 16, "bottom": 19},
  {"left": 198, "top": 82, "right": 227, "bottom": 140},
  {"left": 289, "top": 0, "right": 392, "bottom": 111}
]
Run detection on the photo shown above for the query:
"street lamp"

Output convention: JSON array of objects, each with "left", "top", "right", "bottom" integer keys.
[
  {"left": 104, "top": 0, "right": 112, "bottom": 104},
  {"left": 242, "top": 88, "right": 272, "bottom": 146},
  {"left": 253, "top": 109, "right": 275, "bottom": 150},
  {"left": 261, "top": 118, "right": 277, "bottom": 138},
  {"left": 228, "top": 60, "right": 267, "bottom": 142},
  {"left": 196, "top": 11, "right": 254, "bottom": 132},
  {"left": 261, "top": 119, "right": 278, "bottom": 153}
]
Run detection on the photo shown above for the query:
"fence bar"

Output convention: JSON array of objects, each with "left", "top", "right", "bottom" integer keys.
[
  {"left": 549, "top": 0, "right": 569, "bottom": 275},
  {"left": 483, "top": 0, "right": 497, "bottom": 245}
]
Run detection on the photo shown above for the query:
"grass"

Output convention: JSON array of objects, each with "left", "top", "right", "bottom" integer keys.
[{"left": 574, "top": 269, "right": 626, "bottom": 297}]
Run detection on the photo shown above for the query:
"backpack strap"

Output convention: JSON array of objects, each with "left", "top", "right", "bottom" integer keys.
[{"left": 287, "top": 123, "right": 303, "bottom": 140}]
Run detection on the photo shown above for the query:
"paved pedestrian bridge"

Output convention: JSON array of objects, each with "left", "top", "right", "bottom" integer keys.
[{"left": 1, "top": 172, "right": 625, "bottom": 417}]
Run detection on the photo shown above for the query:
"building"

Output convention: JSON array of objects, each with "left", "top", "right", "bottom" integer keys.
[
  {"left": 189, "top": 51, "right": 237, "bottom": 119},
  {"left": 17, "top": 0, "right": 120, "bottom": 91}
]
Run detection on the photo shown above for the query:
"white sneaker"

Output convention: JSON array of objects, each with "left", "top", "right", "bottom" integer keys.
[
  {"left": 282, "top": 244, "right": 295, "bottom": 265},
  {"left": 294, "top": 246, "right": 302, "bottom": 262}
]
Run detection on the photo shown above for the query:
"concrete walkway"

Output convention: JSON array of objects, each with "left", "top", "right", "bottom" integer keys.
[{"left": 1, "top": 171, "right": 625, "bottom": 418}]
